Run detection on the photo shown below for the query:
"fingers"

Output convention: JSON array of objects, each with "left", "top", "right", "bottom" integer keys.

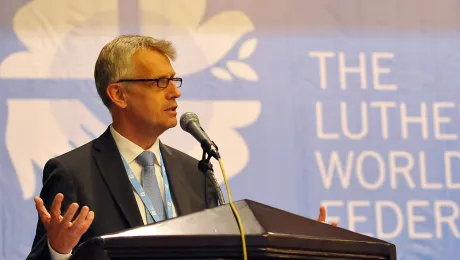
[
  {"left": 71, "top": 207, "right": 94, "bottom": 233},
  {"left": 70, "top": 206, "right": 89, "bottom": 230},
  {"left": 82, "top": 211, "right": 95, "bottom": 232},
  {"left": 34, "top": 196, "right": 51, "bottom": 226},
  {"left": 35, "top": 193, "right": 94, "bottom": 234},
  {"left": 60, "top": 203, "right": 79, "bottom": 228},
  {"left": 318, "top": 205, "right": 339, "bottom": 227},
  {"left": 50, "top": 193, "right": 64, "bottom": 227},
  {"left": 317, "top": 205, "right": 326, "bottom": 223}
]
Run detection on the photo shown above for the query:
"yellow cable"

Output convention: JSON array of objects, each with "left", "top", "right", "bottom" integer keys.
[{"left": 218, "top": 158, "right": 247, "bottom": 260}]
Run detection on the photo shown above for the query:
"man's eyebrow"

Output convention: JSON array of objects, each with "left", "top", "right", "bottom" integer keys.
[{"left": 156, "top": 72, "right": 176, "bottom": 78}]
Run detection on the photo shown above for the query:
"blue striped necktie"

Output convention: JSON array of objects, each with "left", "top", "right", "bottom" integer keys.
[{"left": 136, "top": 151, "right": 165, "bottom": 223}]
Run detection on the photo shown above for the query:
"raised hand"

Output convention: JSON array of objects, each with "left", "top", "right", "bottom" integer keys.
[
  {"left": 34, "top": 193, "right": 95, "bottom": 254},
  {"left": 317, "top": 205, "right": 338, "bottom": 227}
]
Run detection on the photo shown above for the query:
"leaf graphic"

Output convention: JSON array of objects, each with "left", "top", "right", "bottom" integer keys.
[
  {"left": 238, "top": 38, "right": 257, "bottom": 60},
  {"left": 226, "top": 61, "right": 258, "bottom": 81},
  {"left": 211, "top": 67, "right": 233, "bottom": 81}
]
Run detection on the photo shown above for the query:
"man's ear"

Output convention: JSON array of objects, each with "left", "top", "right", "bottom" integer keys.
[{"left": 106, "top": 83, "right": 128, "bottom": 109}]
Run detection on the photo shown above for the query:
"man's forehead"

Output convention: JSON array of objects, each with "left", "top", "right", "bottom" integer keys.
[{"left": 132, "top": 49, "right": 174, "bottom": 77}]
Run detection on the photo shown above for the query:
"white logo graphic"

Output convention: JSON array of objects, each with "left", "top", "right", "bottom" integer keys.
[
  {"left": 6, "top": 100, "right": 107, "bottom": 199},
  {"left": 1, "top": 0, "right": 261, "bottom": 199},
  {"left": 0, "top": 0, "right": 258, "bottom": 79}
]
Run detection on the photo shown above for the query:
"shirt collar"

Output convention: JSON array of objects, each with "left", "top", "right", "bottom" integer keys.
[{"left": 110, "top": 125, "right": 160, "bottom": 165}]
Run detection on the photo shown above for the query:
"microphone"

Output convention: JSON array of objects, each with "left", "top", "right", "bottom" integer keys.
[{"left": 180, "top": 112, "right": 220, "bottom": 159}]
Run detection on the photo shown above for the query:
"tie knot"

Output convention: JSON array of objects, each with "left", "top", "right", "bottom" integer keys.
[{"left": 136, "top": 151, "right": 155, "bottom": 167}]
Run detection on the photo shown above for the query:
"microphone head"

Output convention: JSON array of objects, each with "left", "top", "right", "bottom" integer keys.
[{"left": 180, "top": 112, "right": 200, "bottom": 132}]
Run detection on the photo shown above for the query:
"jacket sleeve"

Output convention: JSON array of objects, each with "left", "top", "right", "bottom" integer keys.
[{"left": 26, "top": 158, "right": 78, "bottom": 260}]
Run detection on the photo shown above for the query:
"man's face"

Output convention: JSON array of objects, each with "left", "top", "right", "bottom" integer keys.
[{"left": 123, "top": 49, "right": 182, "bottom": 135}]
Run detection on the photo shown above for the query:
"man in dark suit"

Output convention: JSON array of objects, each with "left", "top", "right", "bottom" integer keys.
[{"left": 27, "top": 35, "right": 336, "bottom": 260}]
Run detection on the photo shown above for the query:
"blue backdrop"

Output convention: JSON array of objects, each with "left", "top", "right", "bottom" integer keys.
[{"left": 1, "top": 0, "right": 460, "bottom": 259}]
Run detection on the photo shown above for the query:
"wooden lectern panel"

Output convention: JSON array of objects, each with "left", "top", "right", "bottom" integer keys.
[{"left": 71, "top": 200, "right": 397, "bottom": 260}]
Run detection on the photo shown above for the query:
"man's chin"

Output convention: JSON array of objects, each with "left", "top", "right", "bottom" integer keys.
[{"left": 165, "top": 119, "right": 178, "bottom": 129}]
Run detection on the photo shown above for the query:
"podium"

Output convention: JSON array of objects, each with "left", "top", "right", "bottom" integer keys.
[{"left": 71, "top": 200, "right": 397, "bottom": 259}]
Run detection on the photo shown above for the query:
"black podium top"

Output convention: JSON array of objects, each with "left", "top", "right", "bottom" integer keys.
[{"left": 72, "top": 200, "right": 397, "bottom": 259}]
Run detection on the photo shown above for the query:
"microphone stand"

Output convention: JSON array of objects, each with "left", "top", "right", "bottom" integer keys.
[{"left": 198, "top": 147, "right": 226, "bottom": 208}]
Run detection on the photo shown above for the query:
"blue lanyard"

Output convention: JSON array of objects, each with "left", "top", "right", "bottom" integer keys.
[{"left": 120, "top": 151, "right": 174, "bottom": 222}]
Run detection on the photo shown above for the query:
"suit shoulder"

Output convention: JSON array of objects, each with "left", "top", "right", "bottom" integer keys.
[
  {"left": 51, "top": 140, "right": 95, "bottom": 165},
  {"left": 163, "top": 144, "right": 199, "bottom": 164}
]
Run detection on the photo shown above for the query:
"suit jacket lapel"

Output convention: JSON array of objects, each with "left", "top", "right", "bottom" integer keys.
[
  {"left": 92, "top": 128, "right": 144, "bottom": 228},
  {"left": 160, "top": 142, "right": 195, "bottom": 216}
]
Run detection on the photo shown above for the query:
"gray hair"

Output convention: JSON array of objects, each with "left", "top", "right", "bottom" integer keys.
[{"left": 94, "top": 35, "right": 177, "bottom": 109}]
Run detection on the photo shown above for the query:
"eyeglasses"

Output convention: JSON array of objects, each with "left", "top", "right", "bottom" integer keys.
[{"left": 116, "top": 77, "right": 182, "bottom": 88}]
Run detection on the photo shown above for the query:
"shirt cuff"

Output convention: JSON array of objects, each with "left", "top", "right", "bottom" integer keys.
[{"left": 48, "top": 239, "right": 72, "bottom": 260}]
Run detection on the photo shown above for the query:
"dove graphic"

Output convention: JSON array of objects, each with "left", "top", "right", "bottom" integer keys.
[{"left": 0, "top": 0, "right": 261, "bottom": 199}]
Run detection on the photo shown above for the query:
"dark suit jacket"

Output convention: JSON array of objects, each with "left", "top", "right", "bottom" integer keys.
[{"left": 27, "top": 127, "right": 216, "bottom": 260}]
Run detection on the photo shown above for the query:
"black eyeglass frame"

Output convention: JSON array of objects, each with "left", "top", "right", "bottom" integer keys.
[{"left": 116, "top": 77, "right": 182, "bottom": 88}]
